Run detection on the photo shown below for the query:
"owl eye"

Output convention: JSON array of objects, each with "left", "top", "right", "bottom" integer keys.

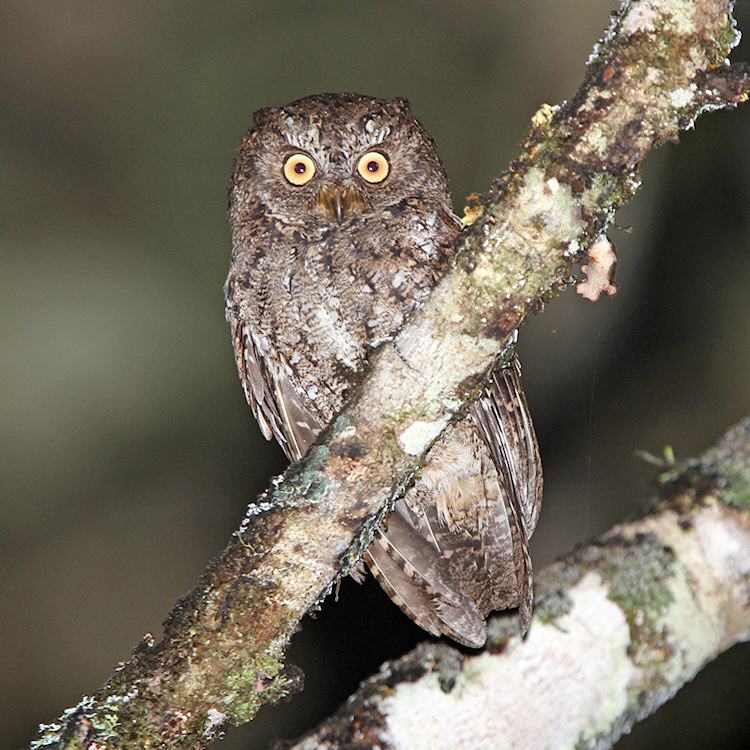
[
  {"left": 283, "top": 153, "right": 316, "bottom": 186},
  {"left": 357, "top": 151, "right": 390, "bottom": 184}
]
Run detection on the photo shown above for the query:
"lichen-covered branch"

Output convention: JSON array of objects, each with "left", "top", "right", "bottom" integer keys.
[
  {"left": 30, "top": 1, "right": 750, "bottom": 748},
  {"left": 289, "top": 418, "right": 750, "bottom": 750}
]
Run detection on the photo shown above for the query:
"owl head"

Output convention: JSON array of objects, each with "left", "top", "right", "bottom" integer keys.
[{"left": 229, "top": 93, "right": 453, "bottom": 227}]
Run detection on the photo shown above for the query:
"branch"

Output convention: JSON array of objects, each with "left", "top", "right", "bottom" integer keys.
[
  {"left": 288, "top": 418, "right": 750, "bottom": 750},
  {"left": 30, "top": 1, "right": 750, "bottom": 748}
]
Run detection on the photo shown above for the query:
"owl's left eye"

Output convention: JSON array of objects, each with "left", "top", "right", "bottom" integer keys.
[
  {"left": 283, "top": 153, "right": 316, "bottom": 186},
  {"left": 357, "top": 151, "right": 390, "bottom": 184}
]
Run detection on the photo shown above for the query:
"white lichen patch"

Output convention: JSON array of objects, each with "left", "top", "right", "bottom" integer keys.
[
  {"left": 396, "top": 418, "right": 450, "bottom": 456},
  {"left": 382, "top": 573, "right": 635, "bottom": 749},
  {"left": 620, "top": 0, "right": 695, "bottom": 37},
  {"left": 442, "top": 396, "right": 463, "bottom": 413},
  {"left": 104, "top": 686, "right": 140, "bottom": 705},
  {"left": 611, "top": 500, "right": 750, "bottom": 699},
  {"left": 655, "top": 560, "right": 716, "bottom": 685},
  {"left": 646, "top": 503, "right": 750, "bottom": 664},
  {"left": 30, "top": 696, "right": 99, "bottom": 748},
  {"left": 513, "top": 168, "right": 584, "bottom": 248},
  {"left": 698, "top": 507, "right": 750, "bottom": 585},
  {"left": 203, "top": 708, "right": 228, "bottom": 739},
  {"left": 669, "top": 85, "right": 697, "bottom": 109}
]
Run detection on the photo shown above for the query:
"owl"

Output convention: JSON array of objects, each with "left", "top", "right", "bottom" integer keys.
[{"left": 225, "top": 93, "right": 542, "bottom": 647}]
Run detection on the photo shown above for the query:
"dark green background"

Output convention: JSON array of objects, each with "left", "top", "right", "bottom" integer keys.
[{"left": 2, "top": 2, "right": 749, "bottom": 748}]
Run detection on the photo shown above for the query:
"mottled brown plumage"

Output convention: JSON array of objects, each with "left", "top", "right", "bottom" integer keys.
[{"left": 225, "top": 93, "right": 542, "bottom": 647}]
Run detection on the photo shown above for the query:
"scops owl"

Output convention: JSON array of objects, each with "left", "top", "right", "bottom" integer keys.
[{"left": 225, "top": 93, "right": 542, "bottom": 647}]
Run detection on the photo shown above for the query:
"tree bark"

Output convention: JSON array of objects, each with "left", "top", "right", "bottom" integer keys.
[
  {"left": 287, "top": 418, "right": 750, "bottom": 750},
  {"left": 30, "top": 1, "right": 750, "bottom": 748}
]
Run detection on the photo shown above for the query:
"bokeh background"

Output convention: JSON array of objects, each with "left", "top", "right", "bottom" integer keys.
[{"left": 2, "top": 2, "right": 750, "bottom": 748}]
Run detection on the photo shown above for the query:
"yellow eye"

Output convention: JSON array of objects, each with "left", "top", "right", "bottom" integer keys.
[
  {"left": 283, "top": 153, "right": 316, "bottom": 186},
  {"left": 357, "top": 151, "right": 389, "bottom": 184}
]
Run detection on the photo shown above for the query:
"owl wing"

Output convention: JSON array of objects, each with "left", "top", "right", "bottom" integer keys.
[
  {"left": 229, "top": 316, "right": 320, "bottom": 462},
  {"left": 365, "top": 355, "right": 542, "bottom": 643},
  {"left": 364, "top": 502, "right": 488, "bottom": 647},
  {"left": 470, "top": 355, "right": 543, "bottom": 631}
]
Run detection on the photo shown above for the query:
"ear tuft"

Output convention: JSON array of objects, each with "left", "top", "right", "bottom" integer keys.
[
  {"left": 252, "top": 106, "right": 278, "bottom": 128},
  {"left": 389, "top": 97, "right": 411, "bottom": 114}
]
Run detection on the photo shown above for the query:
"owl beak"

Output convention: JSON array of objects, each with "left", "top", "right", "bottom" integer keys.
[
  {"left": 317, "top": 184, "right": 362, "bottom": 225},
  {"left": 329, "top": 191, "right": 345, "bottom": 225}
]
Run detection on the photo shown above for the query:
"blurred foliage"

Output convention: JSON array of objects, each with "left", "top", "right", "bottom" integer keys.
[{"left": 1, "top": 2, "right": 749, "bottom": 749}]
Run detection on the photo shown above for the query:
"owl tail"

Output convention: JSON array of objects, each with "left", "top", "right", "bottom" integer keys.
[
  {"left": 363, "top": 502, "right": 487, "bottom": 648},
  {"left": 361, "top": 357, "right": 541, "bottom": 646}
]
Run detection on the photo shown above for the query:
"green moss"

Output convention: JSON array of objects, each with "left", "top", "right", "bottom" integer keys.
[
  {"left": 603, "top": 534, "right": 675, "bottom": 624},
  {"left": 221, "top": 644, "right": 298, "bottom": 723},
  {"left": 720, "top": 470, "right": 750, "bottom": 512},
  {"left": 535, "top": 534, "right": 676, "bottom": 649},
  {"left": 273, "top": 445, "right": 330, "bottom": 508},
  {"left": 714, "top": 11, "right": 741, "bottom": 63},
  {"left": 225, "top": 663, "right": 284, "bottom": 724}
]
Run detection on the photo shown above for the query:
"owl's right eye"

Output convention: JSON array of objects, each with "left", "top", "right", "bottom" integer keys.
[{"left": 283, "top": 153, "right": 316, "bottom": 186}]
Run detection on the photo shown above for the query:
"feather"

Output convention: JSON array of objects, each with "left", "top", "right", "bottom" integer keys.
[
  {"left": 365, "top": 522, "right": 487, "bottom": 648},
  {"left": 224, "top": 94, "right": 543, "bottom": 646},
  {"left": 230, "top": 317, "right": 320, "bottom": 462},
  {"left": 471, "top": 356, "right": 543, "bottom": 632},
  {"left": 473, "top": 357, "right": 543, "bottom": 534}
]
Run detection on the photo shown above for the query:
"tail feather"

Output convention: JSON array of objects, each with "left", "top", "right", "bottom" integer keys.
[
  {"left": 361, "top": 356, "right": 542, "bottom": 644},
  {"left": 364, "top": 508, "right": 487, "bottom": 648}
]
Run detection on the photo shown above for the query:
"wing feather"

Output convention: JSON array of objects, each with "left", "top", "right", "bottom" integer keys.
[
  {"left": 379, "top": 355, "right": 542, "bottom": 637},
  {"left": 365, "top": 502, "right": 487, "bottom": 648},
  {"left": 229, "top": 315, "right": 320, "bottom": 462},
  {"left": 471, "top": 355, "right": 543, "bottom": 631}
]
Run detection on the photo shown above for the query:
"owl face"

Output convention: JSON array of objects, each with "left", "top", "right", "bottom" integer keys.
[{"left": 229, "top": 93, "right": 452, "bottom": 228}]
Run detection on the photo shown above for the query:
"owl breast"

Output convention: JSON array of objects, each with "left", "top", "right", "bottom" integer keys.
[{"left": 230, "top": 202, "right": 457, "bottom": 422}]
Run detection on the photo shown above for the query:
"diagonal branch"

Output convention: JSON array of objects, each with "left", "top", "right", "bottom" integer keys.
[
  {"left": 287, "top": 418, "right": 750, "bottom": 750},
  {"left": 30, "top": 1, "right": 750, "bottom": 748}
]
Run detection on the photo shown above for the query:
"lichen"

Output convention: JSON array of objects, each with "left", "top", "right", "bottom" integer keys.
[
  {"left": 533, "top": 575, "right": 579, "bottom": 624},
  {"left": 224, "top": 654, "right": 297, "bottom": 724},
  {"left": 720, "top": 470, "right": 750, "bottom": 512},
  {"left": 603, "top": 534, "right": 676, "bottom": 629},
  {"left": 273, "top": 445, "right": 330, "bottom": 507},
  {"left": 395, "top": 418, "right": 450, "bottom": 456},
  {"left": 534, "top": 533, "right": 676, "bottom": 659}
]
